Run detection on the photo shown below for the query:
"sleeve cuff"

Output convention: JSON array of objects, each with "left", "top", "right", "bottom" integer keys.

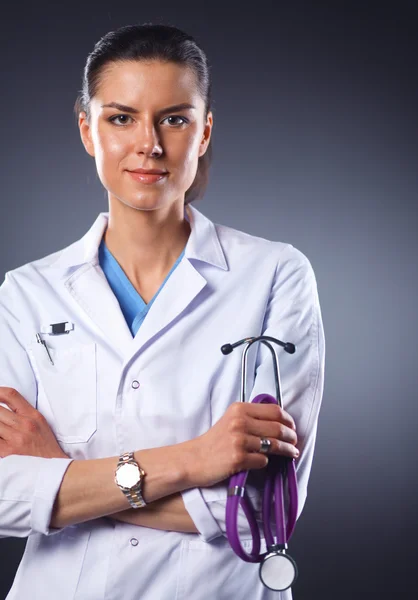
[
  {"left": 31, "top": 457, "right": 74, "bottom": 536},
  {"left": 181, "top": 487, "right": 224, "bottom": 542}
]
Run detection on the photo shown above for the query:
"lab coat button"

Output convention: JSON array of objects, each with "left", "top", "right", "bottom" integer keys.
[
  {"left": 130, "top": 537, "right": 139, "bottom": 546},
  {"left": 131, "top": 380, "right": 140, "bottom": 389}
]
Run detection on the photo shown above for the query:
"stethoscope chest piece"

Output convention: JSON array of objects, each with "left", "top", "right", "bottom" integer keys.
[{"left": 259, "top": 550, "right": 298, "bottom": 592}]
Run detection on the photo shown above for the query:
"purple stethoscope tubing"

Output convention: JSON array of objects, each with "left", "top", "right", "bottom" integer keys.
[{"left": 221, "top": 336, "right": 299, "bottom": 591}]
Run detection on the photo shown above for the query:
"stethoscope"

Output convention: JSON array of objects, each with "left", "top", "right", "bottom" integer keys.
[{"left": 220, "top": 335, "right": 298, "bottom": 592}]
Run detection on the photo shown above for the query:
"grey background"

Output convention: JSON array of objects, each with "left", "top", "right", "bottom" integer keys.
[{"left": 1, "top": 1, "right": 417, "bottom": 598}]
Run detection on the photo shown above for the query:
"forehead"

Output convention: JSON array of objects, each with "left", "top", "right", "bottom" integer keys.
[{"left": 92, "top": 60, "right": 202, "bottom": 108}]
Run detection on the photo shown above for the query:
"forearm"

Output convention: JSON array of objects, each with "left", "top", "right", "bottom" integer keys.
[
  {"left": 108, "top": 492, "right": 198, "bottom": 533},
  {"left": 50, "top": 441, "right": 197, "bottom": 529}
]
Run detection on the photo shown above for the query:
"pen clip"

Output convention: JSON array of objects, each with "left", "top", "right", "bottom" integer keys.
[{"left": 36, "top": 333, "right": 54, "bottom": 366}]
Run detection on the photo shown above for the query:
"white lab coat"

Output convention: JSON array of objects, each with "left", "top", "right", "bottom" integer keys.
[{"left": 0, "top": 204, "right": 325, "bottom": 599}]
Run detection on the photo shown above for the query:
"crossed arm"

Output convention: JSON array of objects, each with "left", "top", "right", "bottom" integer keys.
[
  {"left": 48, "top": 443, "right": 201, "bottom": 533},
  {"left": 103, "top": 492, "right": 198, "bottom": 533},
  {"left": 0, "top": 388, "right": 199, "bottom": 534}
]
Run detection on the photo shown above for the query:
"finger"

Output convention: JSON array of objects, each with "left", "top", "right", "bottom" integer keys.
[
  {"left": 244, "top": 452, "right": 270, "bottom": 471},
  {"left": 245, "top": 434, "right": 300, "bottom": 459},
  {"left": 0, "top": 405, "right": 19, "bottom": 425},
  {"left": 243, "top": 403, "right": 297, "bottom": 431},
  {"left": 0, "top": 439, "right": 12, "bottom": 458},
  {"left": 0, "top": 387, "right": 34, "bottom": 417},
  {"left": 0, "top": 419, "right": 14, "bottom": 441},
  {"left": 247, "top": 418, "right": 298, "bottom": 446}
]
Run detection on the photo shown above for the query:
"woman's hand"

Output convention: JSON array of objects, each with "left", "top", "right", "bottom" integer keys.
[
  {"left": 0, "top": 387, "right": 69, "bottom": 459},
  {"left": 190, "top": 401, "right": 299, "bottom": 489}
]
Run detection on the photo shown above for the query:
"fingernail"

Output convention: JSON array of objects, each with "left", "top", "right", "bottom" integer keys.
[{"left": 294, "top": 449, "right": 299, "bottom": 457}]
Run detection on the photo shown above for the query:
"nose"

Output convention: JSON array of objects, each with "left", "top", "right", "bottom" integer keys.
[{"left": 134, "top": 117, "right": 163, "bottom": 158}]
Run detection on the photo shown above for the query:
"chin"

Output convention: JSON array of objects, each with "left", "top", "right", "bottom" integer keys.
[{"left": 113, "top": 192, "right": 174, "bottom": 212}]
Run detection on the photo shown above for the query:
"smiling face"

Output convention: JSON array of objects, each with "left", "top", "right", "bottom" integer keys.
[{"left": 79, "top": 59, "right": 213, "bottom": 212}]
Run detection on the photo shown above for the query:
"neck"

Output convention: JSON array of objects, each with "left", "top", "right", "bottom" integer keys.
[{"left": 103, "top": 199, "right": 191, "bottom": 287}]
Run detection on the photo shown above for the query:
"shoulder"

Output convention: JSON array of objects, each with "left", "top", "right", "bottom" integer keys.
[
  {"left": 214, "top": 219, "right": 316, "bottom": 278},
  {"left": 214, "top": 220, "right": 285, "bottom": 252},
  {"left": 0, "top": 212, "right": 100, "bottom": 291},
  {"left": 0, "top": 244, "right": 70, "bottom": 303}
]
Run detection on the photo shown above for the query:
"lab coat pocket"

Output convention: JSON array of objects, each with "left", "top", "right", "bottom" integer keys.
[
  {"left": 29, "top": 340, "right": 97, "bottom": 444},
  {"left": 177, "top": 536, "right": 271, "bottom": 600}
]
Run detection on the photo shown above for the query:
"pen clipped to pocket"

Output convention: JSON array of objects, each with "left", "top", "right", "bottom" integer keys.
[
  {"left": 36, "top": 322, "right": 75, "bottom": 366},
  {"left": 36, "top": 333, "right": 54, "bottom": 365}
]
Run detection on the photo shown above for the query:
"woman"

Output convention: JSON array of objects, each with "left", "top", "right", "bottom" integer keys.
[{"left": 0, "top": 24, "right": 325, "bottom": 600}]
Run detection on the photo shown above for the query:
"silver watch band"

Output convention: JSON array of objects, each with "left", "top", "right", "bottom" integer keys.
[{"left": 116, "top": 451, "right": 147, "bottom": 509}]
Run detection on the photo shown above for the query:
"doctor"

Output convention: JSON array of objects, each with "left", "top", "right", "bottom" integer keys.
[{"left": 0, "top": 23, "right": 325, "bottom": 600}]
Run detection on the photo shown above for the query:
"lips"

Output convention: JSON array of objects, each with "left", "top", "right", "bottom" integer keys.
[
  {"left": 129, "top": 168, "right": 168, "bottom": 174},
  {"left": 127, "top": 170, "right": 168, "bottom": 184}
]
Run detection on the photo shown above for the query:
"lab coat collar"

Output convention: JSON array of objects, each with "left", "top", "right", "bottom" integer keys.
[
  {"left": 49, "top": 203, "right": 228, "bottom": 274},
  {"left": 48, "top": 203, "right": 228, "bottom": 363}
]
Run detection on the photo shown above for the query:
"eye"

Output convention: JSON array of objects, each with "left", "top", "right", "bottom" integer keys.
[
  {"left": 107, "top": 114, "right": 189, "bottom": 127},
  {"left": 162, "top": 116, "right": 189, "bottom": 127},
  {"left": 108, "top": 114, "right": 133, "bottom": 126}
]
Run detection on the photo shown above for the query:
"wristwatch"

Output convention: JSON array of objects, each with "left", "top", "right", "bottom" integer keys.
[{"left": 114, "top": 451, "right": 147, "bottom": 509}]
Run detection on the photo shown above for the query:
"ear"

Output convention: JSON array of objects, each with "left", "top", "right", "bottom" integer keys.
[
  {"left": 78, "top": 111, "right": 95, "bottom": 157},
  {"left": 198, "top": 111, "right": 213, "bottom": 158}
]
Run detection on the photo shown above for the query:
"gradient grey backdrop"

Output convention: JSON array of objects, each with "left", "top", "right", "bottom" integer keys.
[{"left": 1, "top": 1, "right": 417, "bottom": 599}]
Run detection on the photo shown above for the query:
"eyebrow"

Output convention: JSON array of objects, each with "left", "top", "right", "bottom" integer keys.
[{"left": 101, "top": 102, "right": 196, "bottom": 115}]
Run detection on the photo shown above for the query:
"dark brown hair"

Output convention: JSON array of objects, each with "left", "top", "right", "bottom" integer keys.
[{"left": 74, "top": 23, "right": 213, "bottom": 205}]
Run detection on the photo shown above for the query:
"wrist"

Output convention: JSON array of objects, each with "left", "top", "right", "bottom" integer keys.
[
  {"left": 176, "top": 438, "right": 201, "bottom": 489},
  {"left": 115, "top": 452, "right": 146, "bottom": 509},
  {"left": 132, "top": 440, "right": 198, "bottom": 504}
]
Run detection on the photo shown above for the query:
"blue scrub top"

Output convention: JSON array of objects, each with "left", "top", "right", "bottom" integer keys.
[{"left": 98, "top": 211, "right": 189, "bottom": 337}]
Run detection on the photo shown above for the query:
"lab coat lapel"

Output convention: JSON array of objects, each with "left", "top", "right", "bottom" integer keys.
[
  {"left": 128, "top": 257, "right": 207, "bottom": 361},
  {"left": 124, "top": 204, "right": 228, "bottom": 363},
  {"left": 49, "top": 212, "right": 134, "bottom": 359},
  {"left": 63, "top": 262, "right": 134, "bottom": 358}
]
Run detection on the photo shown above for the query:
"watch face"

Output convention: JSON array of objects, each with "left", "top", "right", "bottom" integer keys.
[{"left": 116, "top": 463, "right": 140, "bottom": 488}]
